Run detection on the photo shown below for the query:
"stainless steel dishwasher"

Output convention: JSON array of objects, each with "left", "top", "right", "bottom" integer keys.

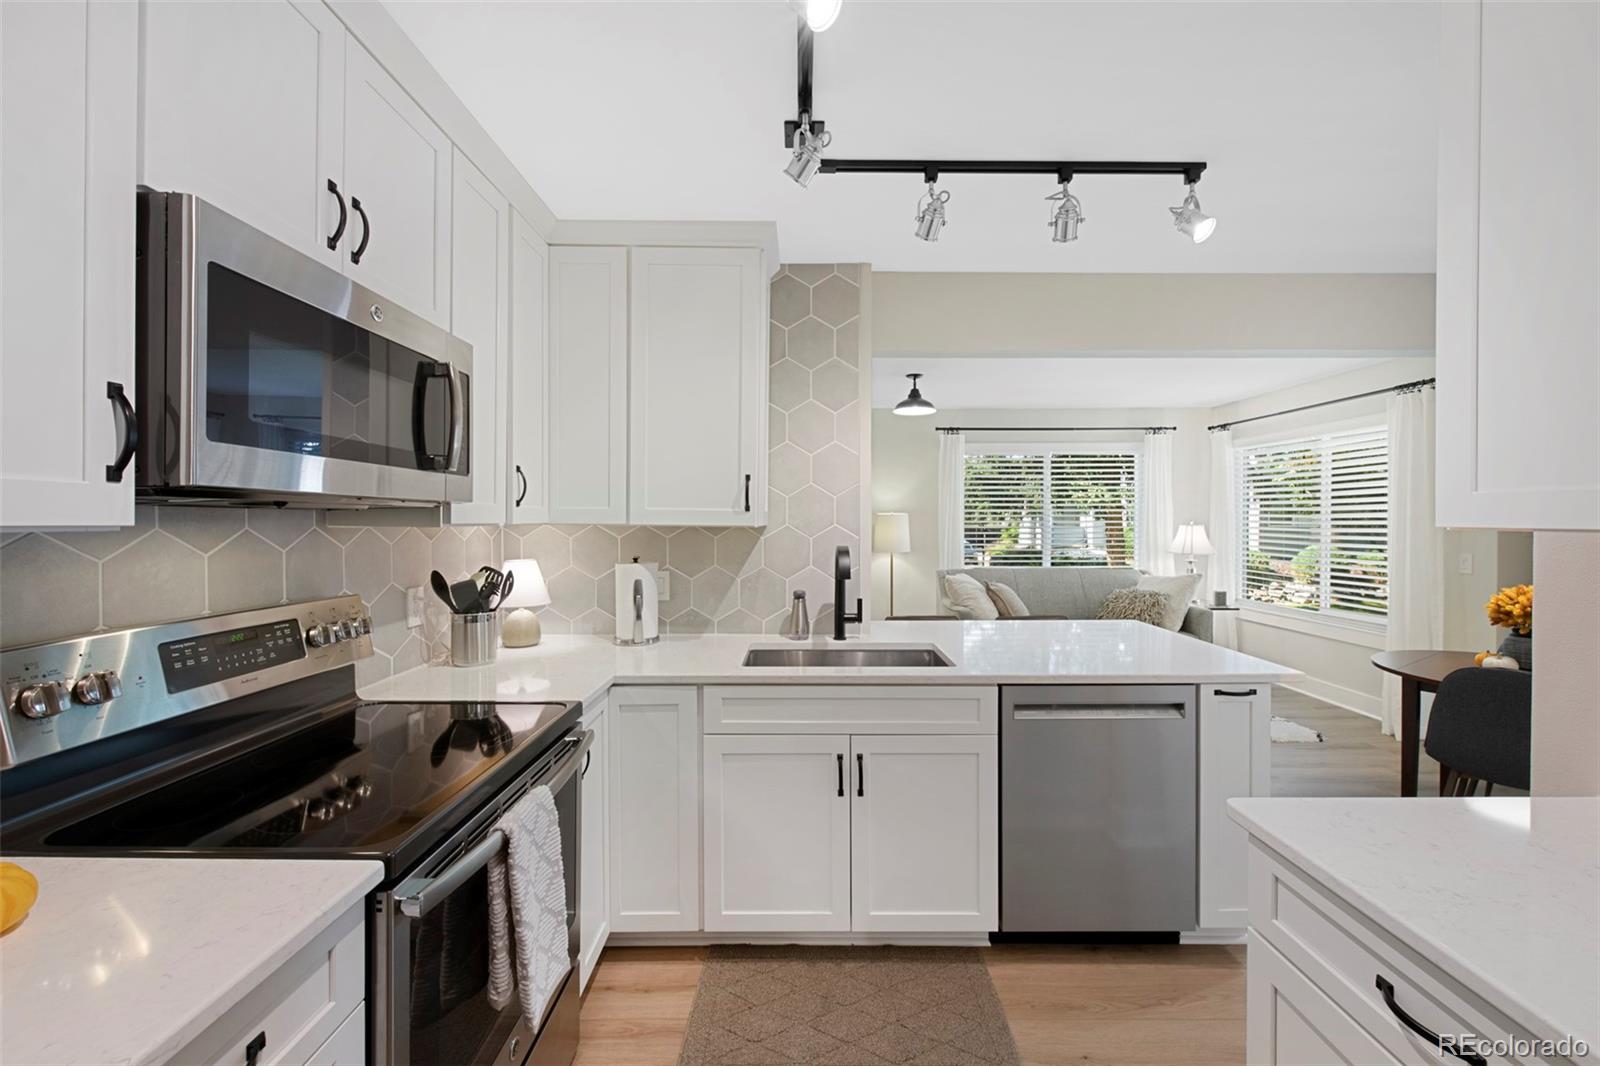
[{"left": 1001, "top": 684, "right": 1197, "bottom": 932}]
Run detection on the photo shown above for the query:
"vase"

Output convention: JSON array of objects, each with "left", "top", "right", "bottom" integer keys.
[{"left": 1497, "top": 630, "right": 1533, "bottom": 671}]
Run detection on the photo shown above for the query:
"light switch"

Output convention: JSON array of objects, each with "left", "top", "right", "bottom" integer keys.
[
  {"left": 655, "top": 568, "right": 671, "bottom": 601},
  {"left": 405, "top": 586, "right": 425, "bottom": 628},
  {"left": 1457, "top": 553, "right": 1474, "bottom": 575}
]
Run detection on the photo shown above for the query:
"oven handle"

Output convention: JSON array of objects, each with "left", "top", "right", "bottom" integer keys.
[{"left": 394, "top": 729, "right": 591, "bottom": 920}]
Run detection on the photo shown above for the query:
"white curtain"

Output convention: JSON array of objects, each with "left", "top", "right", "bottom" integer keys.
[
  {"left": 1137, "top": 431, "right": 1176, "bottom": 575},
  {"left": 1207, "top": 429, "right": 1238, "bottom": 602},
  {"left": 1381, "top": 388, "right": 1444, "bottom": 736},
  {"left": 936, "top": 431, "right": 965, "bottom": 570}
]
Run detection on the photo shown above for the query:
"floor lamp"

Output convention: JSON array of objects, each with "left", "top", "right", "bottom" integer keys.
[{"left": 873, "top": 513, "right": 911, "bottom": 617}]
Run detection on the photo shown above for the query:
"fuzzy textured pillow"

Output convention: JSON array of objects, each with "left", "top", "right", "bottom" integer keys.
[
  {"left": 1134, "top": 573, "right": 1200, "bottom": 631},
  {"left": 985, "top": 582, "right": 1030, "bottom": 618},
  {"left": 942, "top": 573, "right": 999, "bottom": 620},
  {"left": 1097, "top": 588, "right": 1173, "bottom": 628}
]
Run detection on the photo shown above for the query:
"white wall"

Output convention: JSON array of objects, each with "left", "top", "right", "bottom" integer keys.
[{"left": 1531, "top": 532, "right": 1600, "bottom": 796}]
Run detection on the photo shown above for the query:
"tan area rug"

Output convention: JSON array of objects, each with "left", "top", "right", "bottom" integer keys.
[{"left": 677, "top": 945, "right": 1022, "bottom": 1066}]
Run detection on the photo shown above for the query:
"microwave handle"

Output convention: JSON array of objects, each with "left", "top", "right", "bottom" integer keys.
[
  {"left": 445, "top": 363, "right": 466, "bottom": 473},
  {"left": 411, "top": 361, "right": 462, "bottom": 472}
]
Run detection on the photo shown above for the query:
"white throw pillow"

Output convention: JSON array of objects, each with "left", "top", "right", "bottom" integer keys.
[
  {"left": 942, "top": 573, "right": 999, "bottom": 620},
  {"left": 1134, "top": 573, "right": 1201, "bottom": 631},
  {"left": 985, "top": 582, "right": 1029, "bottom": 618}
]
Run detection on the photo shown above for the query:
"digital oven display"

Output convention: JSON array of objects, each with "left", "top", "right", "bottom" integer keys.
[{"left": 158, "top": 620, "right": 306, "bottom": 693}]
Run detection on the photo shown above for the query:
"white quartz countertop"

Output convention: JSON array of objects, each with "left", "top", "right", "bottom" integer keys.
[
  {"left": 0, "top": 856, "right": 382, "bottom": 1066},
  {"left": 361, "top": 619, "right": 1298, "bottom": 706},
  {"left": 1228, "top": 797, "right": 1600, "bottom": 1058}
]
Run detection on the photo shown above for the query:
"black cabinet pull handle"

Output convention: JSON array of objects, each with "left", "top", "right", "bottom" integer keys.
[
  {"left": 326, "top": 179, "right": 347, "bottom": 249},
  {"left": 515, "top": 464, "right": 528, "bottom": 506},
  {"left": 581, "top": 749, "right": 592, "bottom": 779},
  {"left": 105, "top": 381, "right": 137, "bottom": 482},
  {"left": 744, "top": 473, "right": 752, "bottom": 512},
  {"left": 350, "top": 196, "right": 370, "bottom": 264},
  {"left": 856, "top": 753, "right": 864, "bottom": 797},
  {"left": 1213, "top": 688, "right": 1258, "bottom": 698},
  {"left": 836, "top": 753, "right": 844, "bottom": 797},
  {"left": 1375, "top": 976, "right": 1485, "bottom": 1065},
  {"left": 244, "top": 1031, "right": 267, "bottom": 1066}
]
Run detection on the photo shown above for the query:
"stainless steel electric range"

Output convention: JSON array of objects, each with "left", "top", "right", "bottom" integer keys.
[{"left": 0, "top": 595, "right": 587, "bottom": 1066}]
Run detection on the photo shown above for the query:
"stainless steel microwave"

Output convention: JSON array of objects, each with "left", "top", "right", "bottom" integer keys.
[{"left": 136, "top": 190, "right": 471, "bottom": 507}]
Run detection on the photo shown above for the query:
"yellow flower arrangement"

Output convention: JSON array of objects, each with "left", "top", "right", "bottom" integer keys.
[{"left": 1485, "top": 584, "right": 1533, "bottom": 635}]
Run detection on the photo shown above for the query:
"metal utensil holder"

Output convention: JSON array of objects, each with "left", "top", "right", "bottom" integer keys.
[{"left": 450, "top": 611, "right": 500, "bottom": 667}]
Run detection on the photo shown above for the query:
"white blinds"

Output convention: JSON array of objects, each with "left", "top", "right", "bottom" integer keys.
[
  {"left": 1236, "top": 428, "right": 1389, "bottom": 619},
  {"left": 962, "top": 449, "right": 1139, "bottom": 567}
]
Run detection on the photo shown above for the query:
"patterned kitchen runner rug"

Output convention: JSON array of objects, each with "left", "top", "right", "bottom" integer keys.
[{"left": 677, "top": 944, "right": 1021, "bottom": 1066}]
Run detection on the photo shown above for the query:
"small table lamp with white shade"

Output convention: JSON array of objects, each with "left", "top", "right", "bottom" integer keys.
[
  {"left": 499, "top": 558, "right": 552, "bottom": 647},
  {"left": 872, "top": 512, "right": 911, "bottom": 617},
  {"left": 1169, "top": 523, "right": 1214, "bottom": 576}
]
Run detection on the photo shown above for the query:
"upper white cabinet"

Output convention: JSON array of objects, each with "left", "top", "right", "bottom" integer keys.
[
  {"left": 142, "top": 0, "right": 345, "bottom": 270},
  {"left": 548, "top": 247, "right": 629, "bottom": 524},
  {"left": 509, "top": 214, "right": 550, "bottom": 524},
  {"left": 608, "top": 687, "right": 699, "bottom": 933},
  {"left": 1436, "top": 0, "right": 1600, "bottom": 530},
  {"left": 445, "top": 151, "right": 510, "bottom": 526},
  {"left": 342, "top": 40, "right": 452, "bottom": 329},
  {"left": 628, "top": 247, "right": 768, "bottom": 526},
  {"left": 1, "top": 0, "right": 138, "bottom": 529}
]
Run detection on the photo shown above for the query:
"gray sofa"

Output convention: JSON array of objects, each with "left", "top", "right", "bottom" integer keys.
[{"left": 934, "top": 566, "right": 1213, "bottom": 642}]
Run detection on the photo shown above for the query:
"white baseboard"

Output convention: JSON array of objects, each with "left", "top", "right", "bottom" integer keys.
[
  {"left": 1278, "top": 676, "right": 1381, "bottom": 720},
  {"left": 609, "top": 932, "right": 992, "bottom": 948},
  {"left": 1180, "top": 929, "right": 1248, "bottom": 945}
]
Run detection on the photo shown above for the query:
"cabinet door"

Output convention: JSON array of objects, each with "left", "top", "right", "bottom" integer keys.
[
  {"left": 703, "top": 735, "right": 850, "bottom": 933},
  {"left": 578, "top": 698, "right": 609, "bottom": 992},
  {"left": 342, "top": 40, "right": 451, "bottom": 328},
  {"left": 849, "top": 734, "right": 997, "bottom": 933},
  {"left": 445, "top": 151, "right": 509, "bottom": 526},
  {"left": 1436, "top": 0, "right": 1600, "bottom": 530},
  {"left": 628, "top": 247, "right": 767, "bottom": 527},
  {"left": 508, "top": 214, "right": 550, "bottom": 524},
  {"left": 608, "top": 687, "right": 699, "bottom": 932},
  {"left": 1, "top": 0, "right": 137, "bottom": 528},
  {"left": 1247, "top": 933, "right": 1401, "bottom": 1066},
  {"left": 305, "top": 1003, "right": 365, "bottom": 1066},
  {"left": 1198, "top": 686, "right": 1272, "bottom": 931},
  {"left": 141, "top": 0, "right": 345, "bottom": 269},
  {"left": 548, "top": 247, "right": 628, "bottom": 524}
]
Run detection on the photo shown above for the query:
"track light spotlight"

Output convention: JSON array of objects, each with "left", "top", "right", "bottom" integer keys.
[
  {"left": 1046, "top": 183, "right": 1084, "bottom": 243},
  {"left": 913, "top": 183, "right": 950, "bottom": 242},
  {"left": 1169, "top": 183, "right": 1217, "bottom": 243},
  {"left": 892, "top": 373, "right": 937, "bottom": 416},
  {"left": 783, "top": 120, "right": 831, "bottom": 186}
]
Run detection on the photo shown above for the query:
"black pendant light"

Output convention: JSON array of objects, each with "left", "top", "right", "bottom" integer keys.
[{"left": 893, "top": 373, "right": 937, "bottom": 416}]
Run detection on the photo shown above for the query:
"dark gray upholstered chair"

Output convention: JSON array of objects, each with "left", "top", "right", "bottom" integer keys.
[{"left": 1423, "top": 667, "right": 1532, "bottom": 795}]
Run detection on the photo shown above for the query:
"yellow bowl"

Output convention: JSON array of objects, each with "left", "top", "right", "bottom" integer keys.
[{"left": 0, "top": 861, "right": 39, "bottom": 936}]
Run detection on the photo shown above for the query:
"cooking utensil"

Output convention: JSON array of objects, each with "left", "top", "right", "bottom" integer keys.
[
  {"left": 450, "top": 578, "right": 483, "bottom": 614},
  {"left": 430, "top": 570, "right": 459, "bottom": 612},
  {"left": 477, "top": 567, "right": 507, "bottom": 611},
  {"left": 488, "top": 571, "right": 515, "bottom": 612}
]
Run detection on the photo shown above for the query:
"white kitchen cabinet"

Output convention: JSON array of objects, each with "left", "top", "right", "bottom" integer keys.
[
  {"left": 342, "top": 39, "right": 453, "bottom": 329},
  {"left": 1436, "top": 0, "right": 1600, "bottom": 530},
  {"left": 508, "top": 213, "right": 550, "bottom": 524},
  {"left": 548, "top": 247, "right": 629, "bottom": 524},
  {"left": 608, "top": 687, "right": 699, "bottom": 932},
  {"left": 702, "top": 734, "right": 851, "bottom": 933},
  {"left": 141, "top": 0, "right": 346, "bottom": 271},
  {"left": 0, "top": 0, "right": 137, "bottom": 529},
  {"left": 1246, "top": 933, "right": 1400, "bottom": 1066},
  {"left": 628, "top": 247, "right": 767, "bottom": 526},
  {"left": 445, "top": 150, "right": 510, "bottom": 526},
  {"left": 1197, "top": 684, "right": 1271, "bottom": 932},
  {"left": 578, "top": 695, "right": 610, "bottom": 991},
  {"left": 304, "top": 1004, "right": 365, "bottom": 1066},
  {"left": 849, "top": 734, "right": 998, "bottom": 933}
]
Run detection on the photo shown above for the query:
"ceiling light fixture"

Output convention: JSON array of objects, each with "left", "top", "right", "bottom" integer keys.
[
  {"left": 1046, "top": 181, "right": 1084, "bottom": 243},
  {"left": 804, "top": 0, "right": 842, "bottom": 33},
  {"left": 913, "top": 183, "right": 950, "bottom": 242},
  {"left": 892, "top": 373, "right": 937, "bottom": 416},
  {"left": 1169, "top": 183, "right": 1217, "bottom": 243},
  {"left": 783, "top": 116, "right": 831, "bottom": 186}
]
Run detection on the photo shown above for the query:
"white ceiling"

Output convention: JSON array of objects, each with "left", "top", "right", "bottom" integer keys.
[
  {"left": 871, "top": 354, "right": 1428, "bottom": 409},
  {"left": 387, "top": 1, "right": 1440, "bottom": 274}
]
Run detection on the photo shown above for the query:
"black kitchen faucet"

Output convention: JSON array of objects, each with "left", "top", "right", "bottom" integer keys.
[{"left": 832, "top": 545, "right": 864, "bottom": 640}]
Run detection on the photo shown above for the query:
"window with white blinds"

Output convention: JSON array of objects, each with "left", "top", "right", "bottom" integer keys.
[
  {"left": 962, "top": 447, "right": 1139, "bottom": 567},
  {"left": 1236, "top": 428, "right": 1388, "bottom": 621}
]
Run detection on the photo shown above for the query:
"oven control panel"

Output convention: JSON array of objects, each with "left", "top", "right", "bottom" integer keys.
[{"left": 159, "top": 619, "right": 306, "bottom": 693}]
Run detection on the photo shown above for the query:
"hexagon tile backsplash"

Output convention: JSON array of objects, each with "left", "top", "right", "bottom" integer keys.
[{"left": 0, "top": 265, "right": 866, "bottom": 687}]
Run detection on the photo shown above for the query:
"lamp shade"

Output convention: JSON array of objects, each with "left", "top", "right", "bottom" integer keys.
[
  {"left": 500, "top": 559, "right": 552, "bottom": 609},
  {"left": 1169, "top": 524, "right": 1214, "bottom": 556},
  {"left": 872, "top": 512, "right": 911, "bottom": 554}
]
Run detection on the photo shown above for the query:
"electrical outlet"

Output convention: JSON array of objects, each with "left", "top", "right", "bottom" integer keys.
[
  {"left": 405, "top": 586, "right": 425, "bottom": 628},
  {"left": 655, "top": 568, "right": 671, "bottom": 601},
  {"left": 1457, "top": 553, "right": 1474, "bottom": 575}
]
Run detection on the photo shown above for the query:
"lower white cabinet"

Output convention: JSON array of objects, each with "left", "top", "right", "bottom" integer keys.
[
  {"left": 608, "top": 686, "right": 700, "bottom": 932},
  {"left": 1247, "top": 933, "right": 1400, "bottom": 1066},
  {"left": 578, "top": 695, "right": 610, "bottom": 990},
  {"left": 1197, "top": 685, "right": 1271, "bottom": 931},
  {"left": 305, "top": 1003, "right": 366, "bottom": 1066}
]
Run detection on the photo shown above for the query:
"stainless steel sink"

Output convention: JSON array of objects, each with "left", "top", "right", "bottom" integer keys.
[{"left": 740, "top": 644, "right": 954, "bottom": 668}]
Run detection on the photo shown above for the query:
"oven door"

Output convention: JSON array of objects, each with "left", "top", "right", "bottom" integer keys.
[
  {"left": 376, "top": 729, "right": 589, "bottom": 1066},
  {"left": 143, "top": 191, "right": 471, "bottom": 504}
]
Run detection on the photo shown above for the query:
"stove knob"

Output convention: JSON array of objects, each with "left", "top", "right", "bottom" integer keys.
[
  {"left": 306, "top": 799, "right": 337, "bottom": 822},
  {"left": 346, "top": 776, "right": 372, "bottom": 799},
  {"left": 354, "top": 614, "right": 372, "bottom": 636},
  {"left": 14, "top": 681, "right": 70, "bottom": 719},
  {"left": 335, "top": 619, "right": 358, "bottom": 641},
  {"left": 72, "top": 670, "right": 123, "bottom": 706},
  {"left": 306, "top": 623, "right": 335, "bottom": 648}
]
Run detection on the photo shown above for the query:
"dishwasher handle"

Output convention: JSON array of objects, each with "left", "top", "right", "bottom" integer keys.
[{"left": 1012, "top": 704, "right": 1187, "bottom": 720}]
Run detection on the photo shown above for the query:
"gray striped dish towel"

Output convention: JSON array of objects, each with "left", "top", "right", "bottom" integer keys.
[{"left": 486, "top": 784, "right": 571, "bottom": 1029}]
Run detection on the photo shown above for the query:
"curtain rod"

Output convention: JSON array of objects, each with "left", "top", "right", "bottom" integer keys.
[
  {"left": 1207, "top": 377, "right": 1436, "bottom": 433},
  {"left": 936, "top": 425, "right": 1176, "bottom": 434}
]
